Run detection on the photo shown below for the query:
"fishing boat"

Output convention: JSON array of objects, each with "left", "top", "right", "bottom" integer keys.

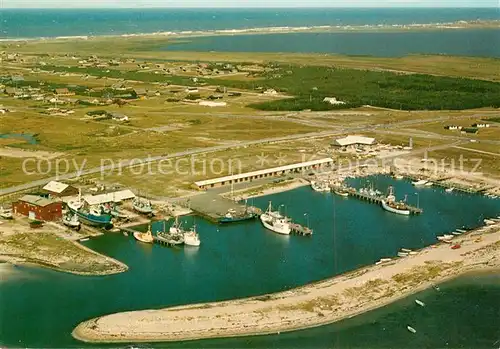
[
  {"left": 445, "top": 187, "right": 454, "bottom": 193},
  {"left": 381, "top": 186, "right": 411, "bottom": 216},
  {"left": 0, "top": 206, "right": 13, "bottom": 219},
  {"left": 218, "top": 202, "right": 258, "bottom": 224},
  {"left": 133, "top": 197, "right": 153, "bottom": 215},
  {"left": 407, "top": 326, "right": 417, "bottom": 334},
  {"left": 260, "top": 201, "right": 291, "bottom": 235},
  {"left": 412, "top": 179, "right": 428, "bottom": 186},
  {"left": 310, "top": 180, "right": 330, "bottom": 192},
  {"left": 169, "top": 216, "right": 185, "bottom": 235},
  {"left": 67, "top": 193, "right": 113, "bottom": 229},
  {"left": 184, "top": 224, "right": 201, "bottom": 247},
  {"left": 62, "top": 212, "right": 80, "bottom": 229},
  {"left": 333, "top": 187, "right": 349, "bottom": 197},
  {"left": 415, "top": 299, "right": 425, "bottom": 307},
  {"left": 133, "top": 225, "right": 154, "bottom": 244},
  {"left": 157, "top": 231, "right": 184, "bottom": 246}
]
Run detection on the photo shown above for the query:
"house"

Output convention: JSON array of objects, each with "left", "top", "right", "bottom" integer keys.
[
  {"left": 83, "top": 190, "right": 136, "bottom": 206},
  {"left": 12, "top": 195, "right": 62, "bottom": 221},
  {"left": 323, "top": 97, "right": 346, "bottom": 105},
  {"left": 472, "top": 123, "right": 490, "bottom": 128},
  {"left": 42, "top": 181, "right": 79, "bottom": 198},
  {"left": 444, "top": 125, "right": 462, "bottom": 130},
  {"left": 263, "top": 89, "right": 278, "bottom": 95},
  {"left": 332, "top": 135, "right": 376, "bottom": 147},
  {"left": 54, "top": 88, "right": 75, "bottom": 96},
  {"left": 111, "top": 112, "right": 129, "bottom": 122}
]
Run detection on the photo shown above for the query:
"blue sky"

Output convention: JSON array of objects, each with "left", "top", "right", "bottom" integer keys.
[{"left": 1, "top": 0, "right": 497, "bottom": 7}]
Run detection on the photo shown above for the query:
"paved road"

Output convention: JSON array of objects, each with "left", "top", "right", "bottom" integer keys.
[{"left": 0, "top": 112, "right": 495, "bottom": 197}]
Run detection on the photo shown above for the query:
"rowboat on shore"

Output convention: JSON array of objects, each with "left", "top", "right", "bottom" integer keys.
[
  {"left": 415, "top": 299, "right": 425, "bottom": 307},
  {"left": 407, "top": 325, "right": 417, "bottom": 333}
]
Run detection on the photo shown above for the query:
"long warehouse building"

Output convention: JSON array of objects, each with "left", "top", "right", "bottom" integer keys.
[{"left": 195, "top": 158, "right": 334, "bottom": 190}]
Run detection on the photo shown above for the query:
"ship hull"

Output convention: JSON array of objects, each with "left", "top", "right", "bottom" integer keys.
[
  {"left": 381, "top": 200, "right": 410, "bottom": 216},
  {"left": 260, "top": 217, "right": 291, "bottom": 235},
  {"left": 133, "top": 232, "right": 153, "bottom": 244},
  {"left": 218, "top": 214, "right": 256, "bottom": 224},
  {"left": 69, "top": 206, "right": 113, "bottom": 228}
]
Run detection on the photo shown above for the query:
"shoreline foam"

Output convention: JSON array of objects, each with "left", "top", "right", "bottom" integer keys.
[{"left": 0, "top": 20, "right": 498, "bottom": 43}]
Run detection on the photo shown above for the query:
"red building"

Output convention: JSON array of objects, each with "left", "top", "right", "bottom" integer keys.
[{"left": 12, "top": 195, "right": 62, "bottom": 221}]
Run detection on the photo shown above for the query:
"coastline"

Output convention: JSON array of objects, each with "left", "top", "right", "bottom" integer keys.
[
  {"left": 1, "top": 19, "right": 498, "bottom": 43},
  {"left": 72, "top": 222, "right": 500, "bottom": 343}
]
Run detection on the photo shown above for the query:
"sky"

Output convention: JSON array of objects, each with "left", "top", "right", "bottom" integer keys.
[{"left": 1, "top": 0, "right": 498, "bottom": 8}]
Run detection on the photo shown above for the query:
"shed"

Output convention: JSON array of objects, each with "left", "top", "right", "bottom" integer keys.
[
  {"left": 83, "top": 190, "right": 136, "bottom": 206},
  {"left": 12, "top": 195, "right": 62, "bottom": 221},
  {"left": 42, "top": 181, "right": 79, "bottom": 198}
]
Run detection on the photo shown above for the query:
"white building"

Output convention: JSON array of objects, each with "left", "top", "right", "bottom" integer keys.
[
  {"left": 199, "top": 101, "right": 227, "bottom": 107},
  {"left": 332, "top": 135, "right": 376, "bottom": 147},
  {"left": 323, "top": 97, "right": 346, "bottom": 105},
  {"left": 263, "top": 89, "right": 278, "bottom": 95}
]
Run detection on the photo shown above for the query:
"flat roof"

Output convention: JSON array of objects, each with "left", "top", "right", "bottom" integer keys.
[
  {"left": 42, "top": 181, "right": 69, "bottom": 194},
  {"left": 334, "top": 135, "right": 376, "bottom": 146},
  {"left": 195, "top": 158, "right": 333, "bottom": 187},
  {"left": 83, "top": 189, "right": 136, "bottom": 206},
  {"left": 19, "top": 195, "right": 57, "bottom": 207}
]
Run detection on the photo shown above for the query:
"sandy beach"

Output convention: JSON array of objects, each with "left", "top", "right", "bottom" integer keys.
[{"left": 73, "top": 222, "right": 500, "bottom": 343}]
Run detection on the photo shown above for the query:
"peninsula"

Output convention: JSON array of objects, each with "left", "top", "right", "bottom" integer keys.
[{"left": 73, "top": 223, "right": 500, "bottom": 343}]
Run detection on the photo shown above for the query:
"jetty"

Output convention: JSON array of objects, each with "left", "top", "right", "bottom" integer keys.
[
  {"left": 345, "top": 188, "right": 423, "bottom": 215},
  {"left": 290, "top": 223, "right": 313, "bottom": 236}
]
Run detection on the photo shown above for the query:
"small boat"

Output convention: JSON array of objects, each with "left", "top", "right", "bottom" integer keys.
[
  {"left": 424, "top": 181, "right": 434, "bottom": 187},
  {"left": 437, "top": 234, "right": 454, "bottom": 241},
  {"left": 333, "top": 187, "right": 349, "bottom": 197},
  {"left": 79, "top": 238, "right": 89, "bottom": 242},
  {"left": 415, "top": 299, "right": 425, "bottom": 307},
  {"left": 133, "top": 197, "right": 153, "bottom": 215},
  {"left": 484, "top": 219, "right": 496, "bottom": 225},
  {"left": 452, "top": 231, "right": 462, "bottom": 236},
  {"left": 433, "top": 285, "right": 440, "bottom": 291},
  {"left": 393, "top": 174, "right": 404, "bottom": 180},
  {"left": 456, "top": 229, "right": 467, "bottom": 233},
  {"left": 133, "top": 225, "right": 154, "bottom": 244},
  {"left": 407, "top": 326, "right": 417, "bottom": 334},
  {"left": 401, "top": 248, "right": 412, "bottom": 253},
  {"left": 451, "top": 244, "right": 461, "bottom": 250},
  {"left": 184, "top": 224, "right": 201, "bottom": 247},
  {"left": 445, "top": 188, "right": 454, "bottom": 193},
  {"left": 412, "top": 179, "right": 428, "bottom": 186},
  {"left": 398, "top": 252, "right": 409, "bottom": 257},
  {"left": 409, "top": 251, "right": 418, "bottom": 255},
  {"left": 0, "top": 206, "right": 13, "bottom": 219},
  {"left": 310, "top": 180, "right": 330, "bottom": 192},
  {"left": 63, "top": 213, "right": 81, "bottom": 229}
]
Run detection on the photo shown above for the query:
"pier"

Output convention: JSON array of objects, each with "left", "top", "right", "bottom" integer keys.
[
  {"left": 290, "top": 223, "right": 313, "bottom": 236},
  {"left": 336, "top": 187, "right": 423, "bottom": 215}
]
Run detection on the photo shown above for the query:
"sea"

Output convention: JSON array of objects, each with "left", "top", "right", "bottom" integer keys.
[
  {"left": 1, "top": 176, "right": 499, "bottom": 348},
  {"left": 0, "top": 8, "right": 499, "bottom": 57}
]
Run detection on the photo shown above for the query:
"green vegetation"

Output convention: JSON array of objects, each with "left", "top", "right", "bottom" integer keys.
[
  {"left": 484, "top": 117, "right": 500, "bottom": 123},
  {"left": 215, "top": 65, "right": 500, "bottom": 111}
]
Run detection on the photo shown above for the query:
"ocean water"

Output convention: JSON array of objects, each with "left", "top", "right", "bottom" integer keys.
[
  {"left": 0, "top": 177, "right": 499, "bottom": 348},
  {"left": 164, "top": 29, "right": 500, "bottom": 57},
  {"left": 0, "top": 8, "right": 498, "bottom": 39}
]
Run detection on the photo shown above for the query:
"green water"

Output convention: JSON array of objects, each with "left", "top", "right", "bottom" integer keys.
[
  {"left": 0, "top": 176, "right": 499, "bottom": 348},
  {"left": 0, "top": 133, "right": 38, "bottom": 144}
]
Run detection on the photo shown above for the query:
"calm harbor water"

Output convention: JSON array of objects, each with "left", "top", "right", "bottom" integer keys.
[
  {"left": 0, "top": 176, "right": 499, "bottom": 348},
  {"left": 164, "top": 29, "right": 500, "bottom": 57}
]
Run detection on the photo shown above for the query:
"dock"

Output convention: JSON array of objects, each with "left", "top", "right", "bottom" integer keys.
[
  {"left": 290, "top": 223, "right": 313, "bottom": 236},
  {"left": 342, "top": 188, "right": 423, "bottom": 215}
]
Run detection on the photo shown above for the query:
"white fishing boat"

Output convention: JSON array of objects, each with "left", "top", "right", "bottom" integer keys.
[
  {"left": 415, "top": 299, "right": 425, "bottom": 307},
  {"left": 310, "top": 180, "right": 330, "bottom": 192},
  {"left": 133, "top": 197, "right": 153, "bottom": 215},
  {"left": 184, "top": 224, "right": 201, "bottom": 247},
  {"left": 63, "top": 212, "right": 80, "bottom": 228},
  {"left": 407, "top": 326, "right": 417, "bottom": 334},
  {"left": 260, "top": 201, "right": 291, "bottom": 235},
  {"left": 169, "top": 216, "right": 185, "bottom": 235},
  {"left": 412, "top": 179, "right": 428, "bottom": 186},
  {"left": 0, "top": 206, "right": 13, "bottom": 219},
  {"left": 381, "top": 186, "right": 411, "bottom": 216},
  {"left": 445, "top": 187, "right": 454, "bottom": 193}
]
